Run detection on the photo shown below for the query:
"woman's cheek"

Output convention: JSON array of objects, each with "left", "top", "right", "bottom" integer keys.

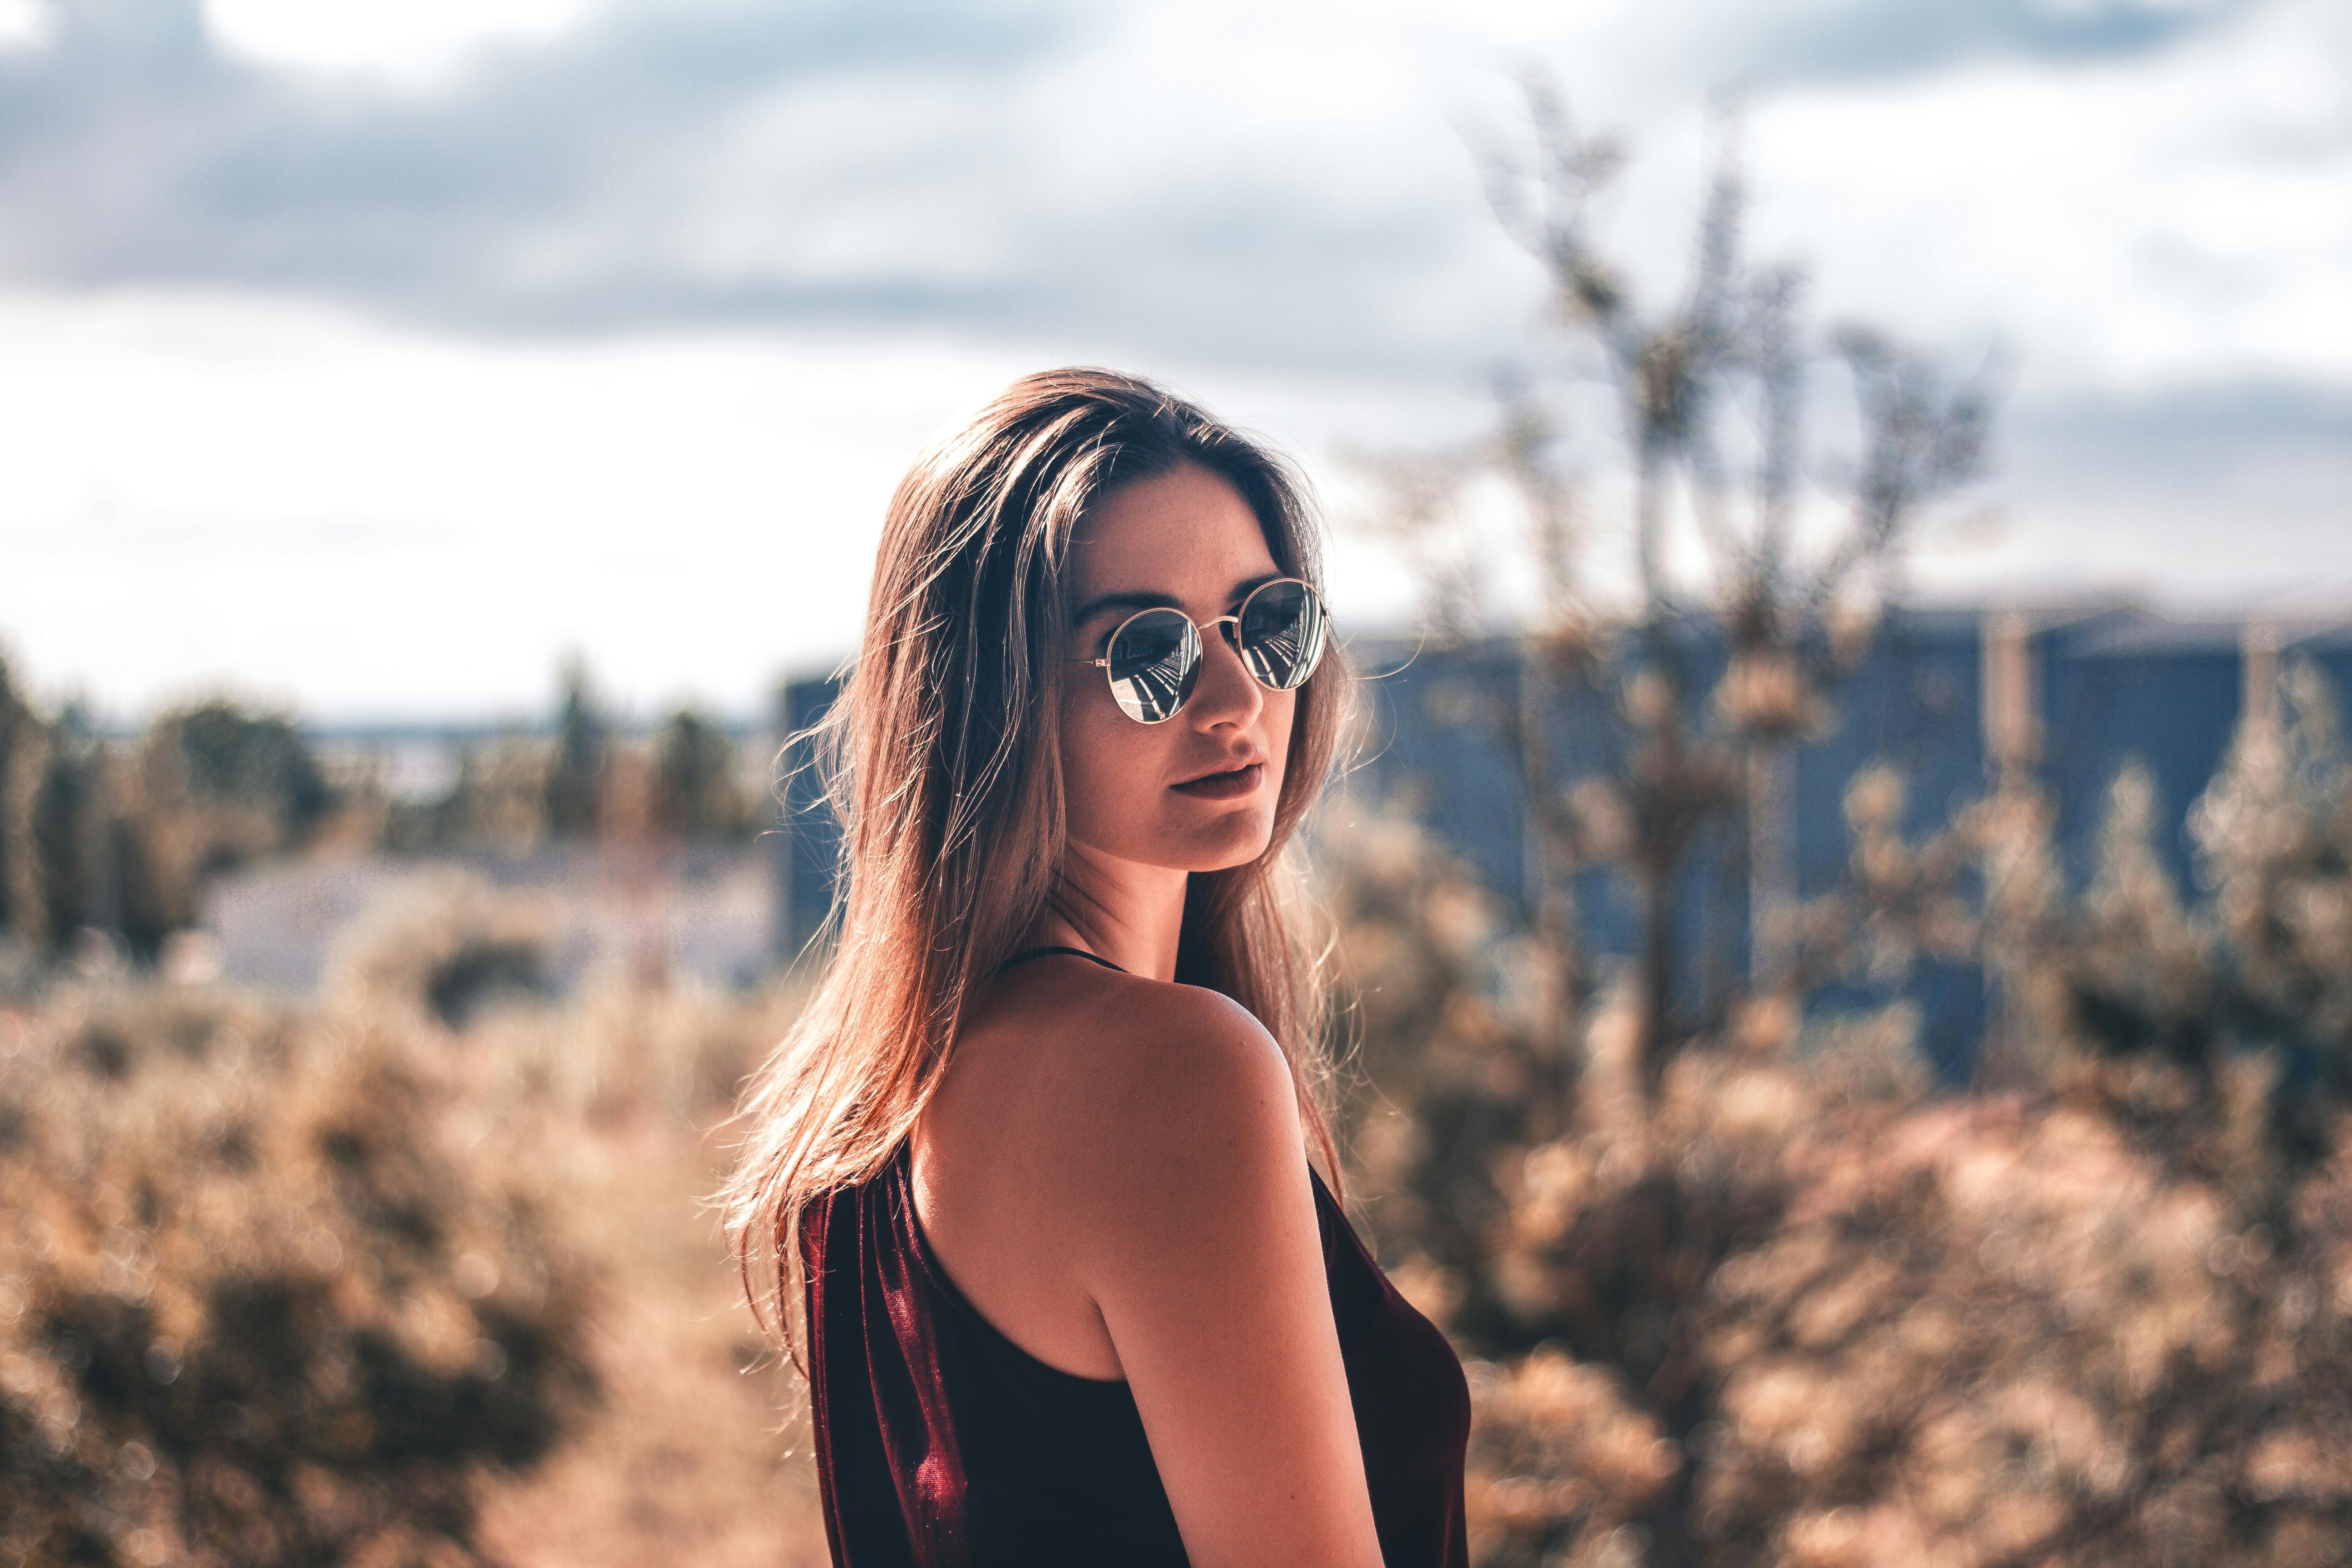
[{"left": 1059, "top": 692, "right": 1144, "bottom": 848}]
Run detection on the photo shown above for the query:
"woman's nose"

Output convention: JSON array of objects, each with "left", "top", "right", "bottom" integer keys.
[{"left": 1186, "top": 622, "right": 1263, "bottom": 731}]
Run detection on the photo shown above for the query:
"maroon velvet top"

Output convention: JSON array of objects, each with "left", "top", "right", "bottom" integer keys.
[{"left": 798, "top": 1030, "right": 1472, "bottom": 1565}]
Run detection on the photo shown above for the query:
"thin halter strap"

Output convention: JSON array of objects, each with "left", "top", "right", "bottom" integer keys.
[{"left": 992, "top": 945, "right": 1128, "bottom": 977}]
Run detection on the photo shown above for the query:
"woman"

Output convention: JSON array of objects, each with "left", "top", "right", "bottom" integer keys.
[{"left": 723, "top": 368, "right": 1470, "bottom": 1566}]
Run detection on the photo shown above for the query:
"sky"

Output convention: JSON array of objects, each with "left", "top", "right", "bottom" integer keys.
[{"left": 0, "top": 0, "right": 2345, "bottom": 722}]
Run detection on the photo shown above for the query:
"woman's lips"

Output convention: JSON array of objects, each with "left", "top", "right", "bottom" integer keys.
[{"left": 1171, "top": 762, "right": 1264, "bottom": 800}]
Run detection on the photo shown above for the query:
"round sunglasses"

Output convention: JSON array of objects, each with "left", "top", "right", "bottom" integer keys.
[{"left": 1073, "top": 577, "right": 1330, "bottom": 724}]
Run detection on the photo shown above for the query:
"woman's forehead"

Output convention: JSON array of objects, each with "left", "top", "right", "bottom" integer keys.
[{"left": 1068, "top": 462, "right": 1278, "bottom": 602}]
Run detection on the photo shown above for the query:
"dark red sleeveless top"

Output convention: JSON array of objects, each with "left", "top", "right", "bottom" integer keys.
[{"left": 797, "top": 952, "right": 1472, "bottom": 1567}]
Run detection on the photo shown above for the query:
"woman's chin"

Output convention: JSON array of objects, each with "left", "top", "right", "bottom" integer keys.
[
  {"left": 1166, "top": 808, "right": 1279, "bottom": 872},
  {"left": 1068, "top": 796, "right": 1281, "bottom": 876}
]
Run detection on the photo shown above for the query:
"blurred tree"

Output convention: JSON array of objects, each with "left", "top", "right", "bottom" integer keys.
[
  {"left": 649, "top": 708, "right": 751, "bottom": 841},
  {"left": 1373, "top": 84, "right": 1994, "bottom": 1109},
  {"left": 2190, "top": 663, "right": 2352, "bottom": 1107},
  {"left": 146, "top": 700, "right": 334, "bottom": 837},
  {"left": 1338, "top": 91, "right": 2352, "bottom": 1567},
  {"left": 0, "top": 683, "right": 344, "bottom": 965},
  {"left": 1, "top": 696, "right": 112, "bottom": 961},
  {"left": 544, "top": 657, "right": 608, "bottom": 841},
  {"left": 0, "top": 652, "right": 34, "bottom": 943},
  {"left": 111, "top": 699, "right": 338, "bottom": 958}
]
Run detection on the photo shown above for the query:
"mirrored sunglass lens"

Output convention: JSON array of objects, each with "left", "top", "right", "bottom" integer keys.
[
  {"left": 1236, "top": 581, "right": 1326, "bottom": 691},
  {"left": 1106, "top": 610, "right": 1199, "bottom": 722}
]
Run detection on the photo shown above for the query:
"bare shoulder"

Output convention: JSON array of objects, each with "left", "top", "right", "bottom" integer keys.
[
  {"left": 995, "top": 965, "right": 1299, "bottom": 1176},
  {"left": 1085, "top": 973, "right": 1287, "bottom": 1099},
  {"left": 946, "top": 960, "right": 1303, "bottom": 1219},
  {"left": 909, "top": 958, "right": 1310, "bottom": 1379},
  {"left": 982, "top": 969, "right": 1309, "bottom": 1289},
  {"left": 989, "top": 968, "right": 1375, "bottom": 1560}
]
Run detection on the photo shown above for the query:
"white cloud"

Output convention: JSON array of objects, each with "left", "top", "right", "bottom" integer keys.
[
  {"left": 0, "top": 0, "right": 50, "bottom": 51},
  {"left": 202, "top": 0, "right": 601, "bottom": 88},
  {"left": 0, "top": 290, "right": 970, "bottom": 715},
  {"left": 0, "top": 289, "right": 1466, "bottom": 718},
  {"left": 1741, "top": 0, "right": 2351, "bottom": 388},
  {"left": 3, "top": 0, "right": 2347, "bottom": 719}
]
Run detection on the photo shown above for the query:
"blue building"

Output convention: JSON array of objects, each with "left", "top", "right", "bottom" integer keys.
[{"left": 770, "top": 605, "right": 2352, "bottom": 1073}]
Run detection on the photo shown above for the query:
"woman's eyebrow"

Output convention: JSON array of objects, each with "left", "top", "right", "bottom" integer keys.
[
  {"left": 1071, "top": 572, "right": 1284, "bottom": 626},
  {"left": 1071, "top": 589, "right": 1179, "bottom": 625}
]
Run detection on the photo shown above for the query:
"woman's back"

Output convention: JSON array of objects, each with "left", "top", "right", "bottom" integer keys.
[
  {"left": 799, "top": 950, "right": 1471, "bottom": 1565},
  {"left": 900, "top": 948, "right": 1161, "bottom": 1383}
]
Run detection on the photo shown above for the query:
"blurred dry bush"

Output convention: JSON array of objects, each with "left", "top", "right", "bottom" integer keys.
[
  {"left": 0, "top": 985, "right": 598, "bottom": 1568},
  {"left": 1317, "top": 799, "right": 2352, "bottom": 1568},
  {"left": 458, "top": 976, "right": 798, "bottom": 1134},
  {"left": 1330, "top": 88, "right": 2352, "bottom": 1565},
  {"left": 323, "top": 870, "right": 558, "bottom": 1031},
  {"left": 323, "top": 872, "right": 796, "bottom": 1126},
  {"left": 0, "top": 864, "right": 825, "bottom": 1567}
]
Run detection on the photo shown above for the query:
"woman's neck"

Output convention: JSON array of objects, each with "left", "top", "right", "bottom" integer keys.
[{"left": 1034, "top": 841, "right": 1188, "bottom": 982}]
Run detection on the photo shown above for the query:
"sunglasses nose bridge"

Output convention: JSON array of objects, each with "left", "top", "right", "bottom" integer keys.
[{"left": 1183, "top": 615, "right": 1268, "bottom": 728}]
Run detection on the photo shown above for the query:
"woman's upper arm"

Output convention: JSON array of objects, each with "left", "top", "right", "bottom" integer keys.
[{"left": 1066, "top": 987, "right": 1382, "bottom": 1568}]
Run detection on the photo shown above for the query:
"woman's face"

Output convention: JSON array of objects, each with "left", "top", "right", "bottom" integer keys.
[{"left": 1057, "top": 461, "right": 1297, "bottom": 876}]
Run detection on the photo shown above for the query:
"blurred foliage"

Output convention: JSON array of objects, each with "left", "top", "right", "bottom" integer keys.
[
  {"left": 404, "top": 740, "right": 558, "bottom": 861},
  {"left": 543, "top": 658, "right": 608, "bottom": 844},
  {"left": 1372, "top": 85, "right": 1998, "bottom": 1098},
  {"left": 150, "top": 703, "right": 334, "bottom": 840},
  {"left": 324, "top": 871, "right": 557, "bottom": 1030},
  {"left": 0, "top": 872, "right": 823, "bottom": 1568},
  {"left": 0, "top": 987, "right": 598, "bottom": 1568},
  {"left": 1323, "top": 749, "right": 2352, "bottom": 1567},
  {"left": 1, "top": 663, "right": 339, "bottom": 965},
  {"left": 651, "top": 709, "right": 760, "bottom": 841},
  {"left": 1329, "top": 88, "right": 2352, "bottom": 1568},
  {"left": 0, "top": 653, "right": 763, "bottom": 976}
]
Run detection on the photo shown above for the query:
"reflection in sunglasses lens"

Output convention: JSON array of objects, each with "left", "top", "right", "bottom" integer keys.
[
  {"left": 1107, "top": 610, "right": 1199, "bottom": 723},
  {"left": 1237, "top": 581, "right": 1326, "bottom": 691}
]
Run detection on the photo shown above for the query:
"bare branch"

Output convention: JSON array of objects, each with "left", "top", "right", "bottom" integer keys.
[
  {"left": 1490, "top": 366, "right": 1585, "bottom": 626},
  {"left": 1799, "top": 328, "right": 1998, "bottom": 623}
]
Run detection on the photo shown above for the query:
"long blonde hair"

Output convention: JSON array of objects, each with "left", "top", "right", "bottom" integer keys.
[{"left": 721, "top": 367, "right": 1352, "bottom": 1371}]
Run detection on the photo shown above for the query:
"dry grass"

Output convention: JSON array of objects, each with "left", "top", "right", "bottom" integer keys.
[{"left": 473, "top": 1119, "right": 827, "bottom": 1568}]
